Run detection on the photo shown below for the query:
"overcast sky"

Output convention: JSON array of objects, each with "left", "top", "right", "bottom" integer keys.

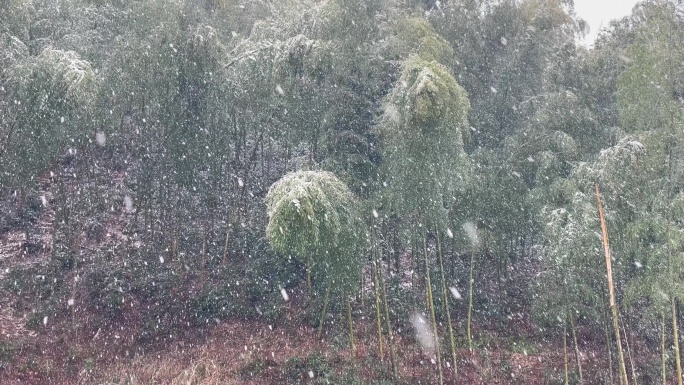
[{"left": 573, "top": 0, "right": 642, "bottom": 47}]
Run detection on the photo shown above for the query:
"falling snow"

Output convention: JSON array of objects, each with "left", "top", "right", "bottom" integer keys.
[
  {"left": 0, "top": 1, "right": 675, "bottom": 383},
  {"left": 449, "top": 286, "right": 462, "bottom": 300},
  {"left": 96, "top": 131, "right": 106, "bottom": 146},
  {"left": 410, "top": 313, "right": 435, "bottom": 353}
]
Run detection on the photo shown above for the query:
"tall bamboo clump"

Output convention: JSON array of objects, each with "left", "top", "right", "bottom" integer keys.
[
  {"left": 377, "top": 55, "right": 471, "bottom": 384},
  {"left": 595, "top": 184, "right": 629, "bottom": 385},
  {"left": 265, "top": 170, "right": 363, "bottom": 347},
  {"left": 370, "top": 212, "right": 399, "bottom": 377}
]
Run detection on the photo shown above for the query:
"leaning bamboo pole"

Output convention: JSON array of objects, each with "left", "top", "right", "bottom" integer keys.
[{"left": 595, "top": 183, "right": 629, "bottom": 385}]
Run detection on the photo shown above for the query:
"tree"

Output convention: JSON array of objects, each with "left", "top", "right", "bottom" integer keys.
[
  {"left": 0, "top": 46, "right": 96, "bottom": 190},
  {"left": 616, "top": 1, "right": 683, "bottom": 134},
  {"left": 377, "top": 54, "right": 470, "bottom": 382},
  {"left": 265, "top": 170, "right": 363, "bottom": 338},
  {"left": 378, "top": 56, "right": 469, "bottom": 224},
  {"left": 614, "top": 4, "right": 684, "bottom": 381}
]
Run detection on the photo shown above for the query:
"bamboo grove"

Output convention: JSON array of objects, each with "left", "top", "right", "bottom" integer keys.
[{"left": 1, "top": 0, "right": 684, "bottom": 383}]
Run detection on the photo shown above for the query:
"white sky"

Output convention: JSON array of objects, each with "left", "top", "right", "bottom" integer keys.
[{"left": 573, "top": 0, "right": 642, "bottom": 47}]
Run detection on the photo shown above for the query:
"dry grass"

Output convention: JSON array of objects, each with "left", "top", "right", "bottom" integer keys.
[
  {"left": 81, "top": 317, "right": 327, "bottom": 385},
  {"left": 86, "top": 352, "right": 239, "bottom": 385}
]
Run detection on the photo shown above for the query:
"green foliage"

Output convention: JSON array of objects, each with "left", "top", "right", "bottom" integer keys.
[
  {"left": 378, "top": 56, "right": 470, "bottom": 228},
  {"left": 385, "top": 17, "right": 454, "bottom": 64},
  {"left": 508, "top": 338, "right": 540, "bottom": 355},
  {"left": 535, "top": 125, "right": 684, "bottom": 337},
  {"left": 84, "top": 268, "right": 127, "bottom": 319},
  {"left": 617, "top": 1, "right": 683, "bottom": 133},
  {"left": 533, "top": 194, "right": 605, "bottom": 328},
  {"left": 192, "top": 283, "right": 250, "bottom": 325},
  {"left": 3, "top": 265, "right": 65, "bottom": 300},
  {"left": 0, "top": 46, "right": 96, "bottom": 189},
  {"left": 543, "top": 366, "right": 581, "bottom": 385},
  {"left": 266, "top": 170, "right": 363, "bottom": 294},
  {"left": 244, "top": 237, "right": 302, "bottom": 322},
  {"left": 240, "top": 357, "right": 273, "bottom": 380},
  {"left": 0, "top": 341, "right": 20, "bottom": 370},
  {"left": 281, "top": 351, "right": 367, "bottom": 385},
  {"left": 0, "top": 33, "right": 28, "bottom": 70},
  {"left": 282, "top": 352, "right": 329, "bottom": 384},
  {"left": 0, "top": 0, "right": 32, "bottom": 39}
]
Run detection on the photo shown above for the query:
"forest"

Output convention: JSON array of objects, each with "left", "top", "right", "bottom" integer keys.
[{"left": 1, "top": 0, "right": 683, "bottom": 383}]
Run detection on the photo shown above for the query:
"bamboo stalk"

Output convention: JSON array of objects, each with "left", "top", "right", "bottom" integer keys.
[
  {"left": 467, "top": 250, "right": 475, "bottom": 352},
  {"left": 437, "top": 230, "right": 458, "bottom": 374},
  {"left": 201, "top": 225, "right": 207, "bottom": 267},
  {"left": 564, "top": 317, "right": 569, "bottom": 385},
  {"left": 605, "top": 307, "right": 614, "bottom": 385},
  {"left": 673, "top": 298, "right": 682, "bottom": 385},
  {"left": 373, "top": 255, "right": 384, "bottom": 360},
  {"left": 307, "top": 255, "right": 312, "bottom": 292},
  {"left": 665, "top": 111, "right": 681, "bottom": 385},
  {"left": 379, "top": 250, "right": 398, "bottom": 379},
  {"left": 200, "top": 224, "right": 208, "bottom": 285},
  {"left": 621, "top": 313, "right": 637, "bottom": 385},
  {"left": 595, "top": 183, "right": 629, "bottom": 385},
  {"left": 318, "top": 284, "right": 331, "bottom": 338},
  {"left": 571, "top": 315, "right": 584, "bottom": 384},
  {"left": 370, "top": 217, "right": 384, "bottom": 360},
  {"left": 424, "top": 234, "right": 444, "bottom": 385},
  {"left": 222, "top": 221, "right": 231, "bottom": 264},
  {"left": 359, "top": 261, "right": 364, "bottom": 308},
  {"left": 663, "top": 311, "right": 667, "bottom": 385},
  {"left": 347, "top": 297, "right": 355, "bottom": 354}
]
